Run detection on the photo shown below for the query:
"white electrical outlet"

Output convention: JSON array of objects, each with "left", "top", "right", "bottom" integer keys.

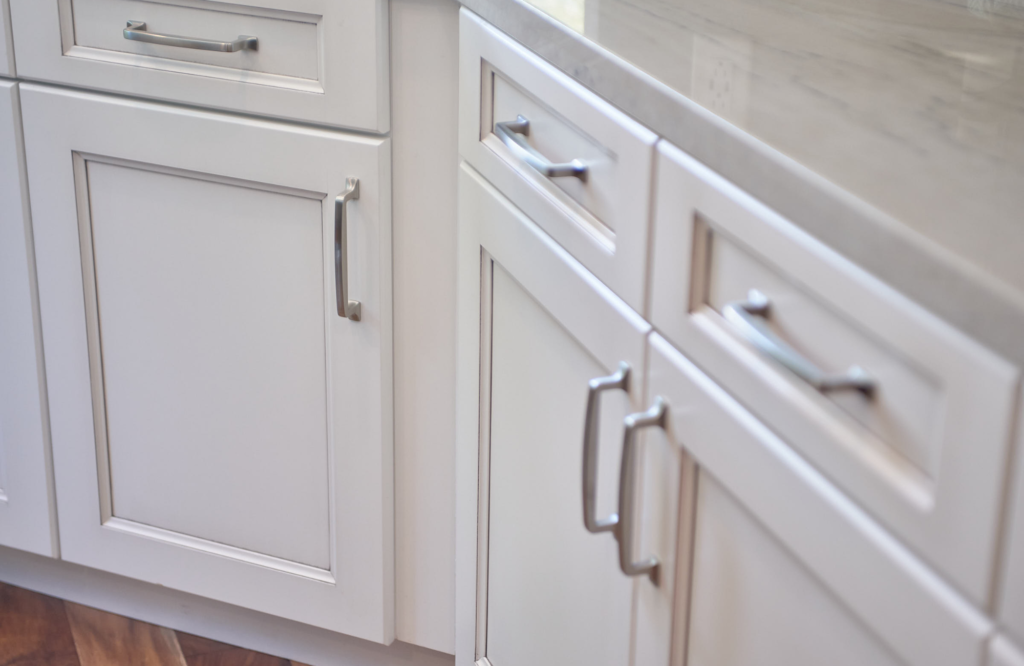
[{"left": 692, "top": 34, "right": 753, "bottom": 126}]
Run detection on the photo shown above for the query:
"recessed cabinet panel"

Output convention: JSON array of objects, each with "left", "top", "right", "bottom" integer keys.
[
  {"left": 0, "top": 81, "right": 55, "bottom": 556},
  {"left": 486, "top": 264, "right": 633, "bottom": 666},
  {"left": 86, "top": 161, "right": 330, "bottom": 569},
  {"left": 688, "top": 473, "right": 904, "bottom": 666},
  {"left": 71, "top": 0, "right": 320, "bottom": 82},
  {"left": 21, "top": 84, "right": 394, "bottom": 642},
  {"left": 10, "top": 0, "right": 390, "bottom": 132}
]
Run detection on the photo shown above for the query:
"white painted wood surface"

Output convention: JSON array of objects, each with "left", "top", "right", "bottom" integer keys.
[
  {"left": 390, "top": 0, "right": 459, "bottom": 653},
  {"left": 0, "top": 545, "right": 455, "bottom": 666},
  {"left": 650, "top": 139, "right": 1020, "bottom": 603},
  {"left": 459, "top": 9, "right": 656, "bottom": 314},
  {"left": 456, "top": 163, "right": 680, "bottom": 666},
  {"left": 0, "top": 0, "right": 12, "bottom": 76},
  {"left": 997, "top": 391, "right": 1024, "bottom": 646},
  {"left": 20, "top": 84, "right": 394, "bottom": 643},
  {"left": 646, "top": 332, "right": 991, "bottom": 666},
  {"left": 990, "top": 636, "right": 1024, "bottom": 666},
  {"left": 688, "top": 474, "right": 905, "bottom": 666},
  {"left": 10, "top": 0, "right": 390, "bottom": 132},
  {"left": 0, "top": 81, "right": 56, "bottom": 557}
]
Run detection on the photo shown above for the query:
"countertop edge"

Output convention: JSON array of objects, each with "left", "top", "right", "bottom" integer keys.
[{"left": 458, "top": 0, "right": 1024, "bottom": 368}]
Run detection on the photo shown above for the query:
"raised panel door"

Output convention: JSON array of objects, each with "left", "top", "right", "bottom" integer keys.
[
  {"left": 0, "top": 80, "right": 56, "bottom": 556},
  {"left": 21, "top": 84, "right": 394, "bottom": 642}
]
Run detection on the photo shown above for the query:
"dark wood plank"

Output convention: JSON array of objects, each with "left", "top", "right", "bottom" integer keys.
[
  {"left": 176, "top": 632, "right": 234, "bottom": 659},
  {"left": 64, "top": 601, "right": 187, "bottom": 666},
  {"left": 0, "top": 581, "right": 81, "bottom": 666},
  {"left": 183, "top": 646, "right": 291, "bottom": 666},
  {"left": 176, "top": 631, "right": 296, "bottom": 666}
]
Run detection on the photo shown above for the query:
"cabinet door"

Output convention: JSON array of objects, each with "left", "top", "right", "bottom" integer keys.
[
  {"left": 457, "top": 164, "right": 680, "bottom": 666},
  {"left": 21, "top": 84, "right": 394, "bottom": 643},
  {"left": 10, "top": 0, "right": 389, "bottom": 132},
  {"left": 0, "top": 81, "right": 56, "bottom": 556},
  {"left": 645, "top": 333, "right": 989, "bottom": 666}
]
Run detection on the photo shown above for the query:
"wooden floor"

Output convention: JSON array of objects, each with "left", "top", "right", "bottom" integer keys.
[{"left": 0, "top": 582, "right": 310, "bottom": 666}]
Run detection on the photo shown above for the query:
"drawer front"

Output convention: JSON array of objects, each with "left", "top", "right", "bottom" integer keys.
[
  {"left": 1, "top": 0, "right": 12, "bottom": 76},
  {"left": 650, "top": 141, "right": 1019, "bottom": 602},
  {"left": 10, "top": 0, "right": 389, "bottom": 132},
  {"left": 459, "top": 10, "right": 656, "bottom": 313},
  {"left": 647, "top": 333, "right": 990, "bottom": 666}
]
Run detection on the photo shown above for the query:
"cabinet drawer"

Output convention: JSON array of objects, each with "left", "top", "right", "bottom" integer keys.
[
  {"left": 650, "top": 141, "right": 1019, "bottom": 603},
  {"left": 647, "top": 333, "right": 990, "bottom": 666},
  {"left": 10, "top": 0, "right": 389, "bottom": 132},
  {"left": 459, "top": 10, "right": 656, "bottom": 313}
]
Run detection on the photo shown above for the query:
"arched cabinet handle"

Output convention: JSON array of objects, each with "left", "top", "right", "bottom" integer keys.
[
  {"left": 494, "top": 115, "right": 588, "bottom": 181},
  {"left": 123, "top": 21, "right": 258, "bottom": 52},
  {"left": 723, "top": 289, "right": 875, "bottom": 395},
  {"left": 581, "top": 363, "right": 631, "bottom": 534},
  {"left": 617, "top": 397, "right": 667, "bottom": 581},
  {"left": 335, "top": 179, "right": 361, "bottom": 322}
]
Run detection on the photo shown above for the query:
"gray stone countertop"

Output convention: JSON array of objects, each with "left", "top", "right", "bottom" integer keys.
[{"left": 457, "top": 0, "right": 1024, "bottom": 367}]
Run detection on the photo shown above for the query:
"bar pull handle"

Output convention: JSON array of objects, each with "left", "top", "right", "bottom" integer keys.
[
  {"left": 124, "top": 21, "right": 258, "bottom": 52},
  {"left": 723, "top": 289, "right": 875, "bottom": 395},
  {"left": 617, "top": 397, "right": 667, "bottom": 582},
  {"left": 582, "top": 363, "right": 631, "bottom": 534},
  {"left": 494, "top": 115, "right": 588, "bottom": 181},
  {"left": 335, "top": 179, "right": 361, "bottom": 322}
]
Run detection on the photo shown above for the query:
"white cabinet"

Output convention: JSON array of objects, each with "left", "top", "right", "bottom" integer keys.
[
  {"left": 0, "top": 81, "right": 56, "bottom": 556},
  {"left": 645, "top": 332, "right": 990, "bottom": 666},
  {"left": 459, "top": 10, "right": 656, "bottom": 313},
  {"left": 0, "top": 0, "right": 12, "bottom": 76},
  {"left": 456, "top": 163, "right": 681, "bottom": 666},
  {"left": 10, "top": 0, "right": 389, "bottom": 132},
  {"left": 650, "top": 140, "right": 1019, "bottom": 603},
  {"left": 20, "top": 84, "right": 394, "bottom": 642}
]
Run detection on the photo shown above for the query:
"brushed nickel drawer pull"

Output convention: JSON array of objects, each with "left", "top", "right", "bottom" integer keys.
[
  {"left": 723, "top": 289, "right": 875, "bottom": 395},
  {"left": 582, "top": 362, "right": 631, "bottom": 534},
  {"left": 335, "top": 179, "right": 361, "bottom": 322},
  {"left": 494, "top": 115, "right": 588, "bottom": 181},
  {"left": 124, "top": 21, "right": 258, "bottom": 53},
  {"left": 617, "top": 397, "right": 667, "bottom": 582}
]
